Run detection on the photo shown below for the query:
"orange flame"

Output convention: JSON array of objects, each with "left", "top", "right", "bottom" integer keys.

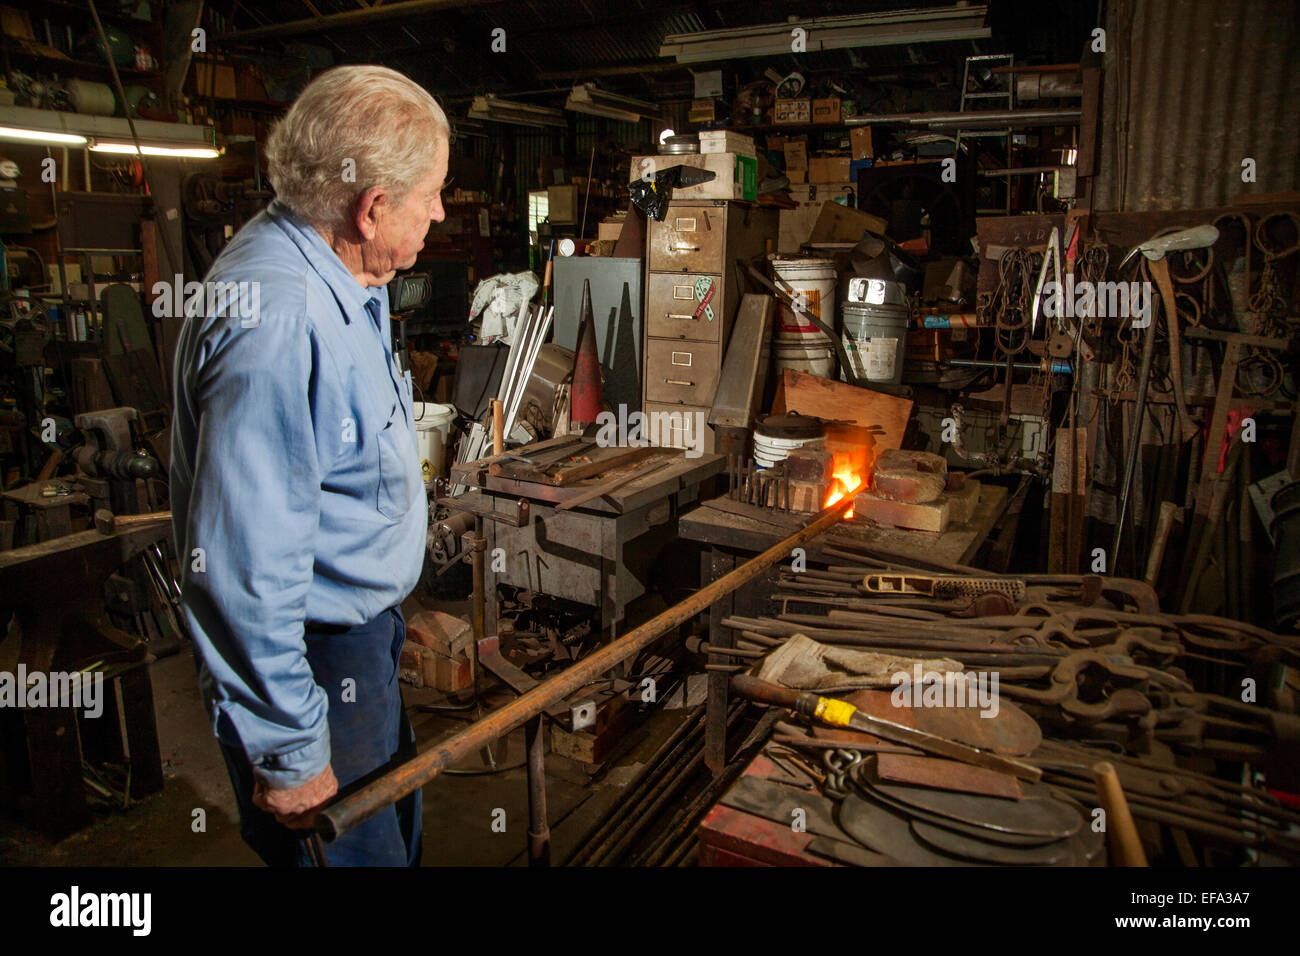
[{"left": 824, "top": 454, "right": 865, "bottom": 518}]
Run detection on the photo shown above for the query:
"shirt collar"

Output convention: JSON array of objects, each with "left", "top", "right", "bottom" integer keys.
[{"left": 267, "top": 199, "right": 388, "bottom": 326}]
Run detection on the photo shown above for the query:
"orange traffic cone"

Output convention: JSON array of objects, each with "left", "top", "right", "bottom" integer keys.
[{"left": 570, "top": 278, "right": 604, "bottom": 428}]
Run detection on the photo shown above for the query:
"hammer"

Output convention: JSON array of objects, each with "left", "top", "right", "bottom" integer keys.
[{"left": 95, "top": 509, "right": 172, "bottom": 535}]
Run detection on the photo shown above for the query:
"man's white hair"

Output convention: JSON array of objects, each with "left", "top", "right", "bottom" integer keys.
[{"left": 265, "top": 65, "right": 449, "bottom": 229}]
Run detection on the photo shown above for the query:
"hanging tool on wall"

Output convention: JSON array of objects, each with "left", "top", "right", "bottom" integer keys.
[{"left": 1111, "top": 225, "right": 1220, "bottom": 565}]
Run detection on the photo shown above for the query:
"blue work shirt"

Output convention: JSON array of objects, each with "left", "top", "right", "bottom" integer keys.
[{"left": 170, "top": 200, "right": 427, "bottom": 789}]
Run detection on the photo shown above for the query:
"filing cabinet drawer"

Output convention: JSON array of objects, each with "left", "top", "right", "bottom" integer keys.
[
  {"left": 644, "top": 339, "right": 721, "bottom": 406},
  {"left": 645, "top": 272, "right": 726, "bottom": 342},
  {"left": 648, "top": 206, "right": 729, "bottom": 274},
  {"left": 642, "top": 401, "right": 714, "bottom": 454}
]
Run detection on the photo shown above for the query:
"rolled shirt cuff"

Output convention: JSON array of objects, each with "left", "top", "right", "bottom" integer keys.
[{"left": 249, "top": 728, "right": 332, "bottom": 790}]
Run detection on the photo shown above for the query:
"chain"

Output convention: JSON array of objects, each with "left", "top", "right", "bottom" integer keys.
[
  {"left": 988, "top": 247, "right": 1038, "bottom": 357},
  {"left": 1240, "top": 233, "right": 1293, "bottom": 397},
  {"left": 821, "top": 748, "right": 861, "bottom": 799}
]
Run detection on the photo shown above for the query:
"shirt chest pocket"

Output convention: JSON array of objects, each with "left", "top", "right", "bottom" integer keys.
[{"left": 376, "top": 400, "right": 417, "bottom": 520}]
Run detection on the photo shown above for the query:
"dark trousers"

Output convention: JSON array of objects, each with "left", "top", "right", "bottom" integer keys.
[{"left": 219, "top": 606, "right": 422, "bottom": 867}]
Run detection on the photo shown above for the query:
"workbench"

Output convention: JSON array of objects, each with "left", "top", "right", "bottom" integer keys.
[
  {"left": 2, "top": 481, "right": 91, "bottom": 544},
  {"left": 679, "top": 482, "right": 1009, "bottom": 776},
  {"left": 452, "top": 450, "right": 725, "bottom": 643},
  {"left": 0, "top": 522, "right": 168, "bottom": 836}
]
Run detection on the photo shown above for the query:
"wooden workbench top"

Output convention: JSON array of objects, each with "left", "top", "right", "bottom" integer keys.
[
  {"left": 679, "top": 483, "right": 1009, "bottom": 566},
  {"left": 455, "top": 450, "right": 724, "bottom": 516}
]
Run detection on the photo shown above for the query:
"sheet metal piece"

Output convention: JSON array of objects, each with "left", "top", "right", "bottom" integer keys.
[
  {"left": 835, "top": 792, "right": 973, "bottom": 866},
  {"left": 854, "top": 765, "right": 1080, "bottom": 839},
  {"left": 805, "top": 835, "right": 895, "bottom": 867},
  {"left": 910, "top": 819, "right": 1075, "bottom": 865},
  {"left": 719, "top": 775, "right": 843, "bottom": 842},
  {"left": 871, "top": 754, "right": 1023, "bottom": 800},
  {"left": 824, "top": 689, "right": 1043, "bottom": 757},
  {"left": 854, "top": 775, "right": 1069, "bottom": 847}
]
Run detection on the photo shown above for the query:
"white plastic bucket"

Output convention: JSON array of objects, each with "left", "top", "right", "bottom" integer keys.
[
  {"left": 772, "top": 341, "right": 836, "bottom": 379},
  {"left": 753, "top": 432, "right": 825, "bottom": 468},
  {"left": 841, "top": 303, "right": 909, "bottom": 384},
  {"left": 771, "top": 257, "right": 837, "bottom": 348},
  {"left": 413, "top": 402, "right": 456, "bottom": 482}
]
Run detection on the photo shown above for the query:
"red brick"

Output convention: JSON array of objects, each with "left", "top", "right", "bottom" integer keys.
[
  {"left": 872, "top": 470, "right": 946, "bottom": 503},
  {"left": 407, "top": 610, "right": 472, "bottom": 657},
  {"left": 871, "top": 448, "right": 948, "bottom": 503},
  {"left": 873, "top": 448, "right": 947, "bottom": 475},
  {"left": 784, "top": 448, "right": 834, "bottom": 483},
  {"left": 853, "top": 490, "right": 951, "bottom": 532}
]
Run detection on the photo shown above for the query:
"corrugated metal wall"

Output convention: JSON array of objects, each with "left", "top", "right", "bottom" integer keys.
[{"left": 1095, "top": 0, "right": 1300, "bottom": 211}]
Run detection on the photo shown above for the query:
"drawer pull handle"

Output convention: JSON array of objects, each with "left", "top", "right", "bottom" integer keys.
[
  {"left": 665, "top": 378, "right": 695, "bottom": 387},
  {"left": 670, "top": 243, "right": 700, "bottom": 252},
  {"left": 665, "top": 312, "right": 697, "bottom": 320}
]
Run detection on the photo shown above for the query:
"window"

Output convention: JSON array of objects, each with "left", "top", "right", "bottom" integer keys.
[{"left": 527, "top": 190, "right": 549, "bottom": 245}]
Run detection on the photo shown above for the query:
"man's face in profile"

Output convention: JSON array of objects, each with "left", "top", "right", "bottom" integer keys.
[{"left": 370, "top": 139, "right": 449, "bottom": 280}]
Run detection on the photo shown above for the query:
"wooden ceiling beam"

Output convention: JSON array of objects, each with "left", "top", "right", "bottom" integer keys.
[{"left": 221, "top": 0, "right": 501, "bottom": 42}]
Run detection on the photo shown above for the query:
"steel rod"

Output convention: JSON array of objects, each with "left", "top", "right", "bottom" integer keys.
[
  {"left": 1111, "top": 306, "right": 1160, "bottom": 566},
  {"left": 317, "top": 484, "right": 863, "bottom": 840},
  {"left": 525, "top": 715, "right": 550, "bottom": 866},
  {"left": 567, "top": 708, "right": 709, "bottom": 865}
]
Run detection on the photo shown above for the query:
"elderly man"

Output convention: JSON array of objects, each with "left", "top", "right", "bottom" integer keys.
[{"left": 170, "top": 65, "right": 448, "bottom": 866}]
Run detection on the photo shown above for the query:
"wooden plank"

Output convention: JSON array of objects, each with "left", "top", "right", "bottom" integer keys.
[
  {"left": 554, "top": 456, "right": 673, "bottom": 512},
  {"left": 680, "top": 484, "right": 1008, "bottom": 568},
  {"left": 484, "top": 436, "right": 585, "bottom": 470},
  {"left": 770, "top": 369, "right": 913, "bottom": 453},
  {"left": 1195, "top": 341, "right": 1243, "bottom": 519},
  {"left": 1076, "top": 66, "right": 1101, "bottom": 178},
  {"left": 497, "top": 445, "right": 661, "bottom": 486},
  {"left": 1049, "top": 426, "right": 1088, "bottom": 573},
  {"left": 119, "top": 667, "right": 164, "bottom": 798},
  {"left": 475, "top": 453, "right": 724, "bottom": 515}
]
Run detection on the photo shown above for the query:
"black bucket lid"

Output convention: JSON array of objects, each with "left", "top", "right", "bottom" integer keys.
[{"left": 756, "top": 412, "right": 826, "bottom": 440}]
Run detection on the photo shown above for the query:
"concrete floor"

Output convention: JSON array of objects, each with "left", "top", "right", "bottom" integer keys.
[{"left": 0, "top": 596, "right": 695, "bottom": 867}]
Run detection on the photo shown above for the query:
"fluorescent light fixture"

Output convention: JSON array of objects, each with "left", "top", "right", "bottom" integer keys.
[
  {"left": 660, "top": 5, "right": 990, "bottom": 62},
  {"left": 0, "top": 125, "right": 88, "bottom": 146},
  {"left": 90, "top": 142, "right": 220, "bottom": 159},
  {"left": 0, "top": 105, "right": 218, "bottom": 155},
  {"left": 564, "top": 84, "right": 660, "bottom": 123},
  {"left": 468, "top": 95, "right": 566, "bottom": 128},
  {"left": 451, "top": 116, "right": 489, "bottom": 139}
]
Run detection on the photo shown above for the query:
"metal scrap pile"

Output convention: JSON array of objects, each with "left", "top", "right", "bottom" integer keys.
[{"left": 720, "top": 542, "right": 1300, "bottom": 865}]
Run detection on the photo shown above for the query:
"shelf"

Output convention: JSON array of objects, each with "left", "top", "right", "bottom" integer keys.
[
  {"left": 206, "top": 98, "right": 286, "bottom": 114},
  {"left": 1, "top": 42, "right": 159, "bottom": 82},
  {"left": 22, "top": 0, "right": 153, "bottom": 29},
  {"left": 729, "top": 123, "right": 852, "bottom": 134}
]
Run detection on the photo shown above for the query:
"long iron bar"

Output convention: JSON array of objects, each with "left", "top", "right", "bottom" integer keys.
[
  {"left": 316, "top": 484, "right": 863, "bottom": 840},
  {"left": 567, "top": 708, "right": 712, "bottom": 865},
  {"left": 585, "top": 702, "right": 747, "bottom": 866},
  {"left": 564, "top": 706, "right": 710, "bottom": 866}
]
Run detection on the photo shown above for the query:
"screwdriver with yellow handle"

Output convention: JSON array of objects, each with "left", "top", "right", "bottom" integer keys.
[{"left": 730, "top": 674, "right": 1042, "bottom": 783}]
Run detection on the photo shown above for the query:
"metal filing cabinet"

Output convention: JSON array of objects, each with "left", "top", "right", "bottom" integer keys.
[{"left": 642, "top": 200, "right": 777, "bottom": 452}]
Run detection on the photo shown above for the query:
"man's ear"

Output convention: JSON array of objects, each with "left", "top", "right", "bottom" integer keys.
[{"left": 353, "top": 186, "right": 387, "bottom": 241}]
